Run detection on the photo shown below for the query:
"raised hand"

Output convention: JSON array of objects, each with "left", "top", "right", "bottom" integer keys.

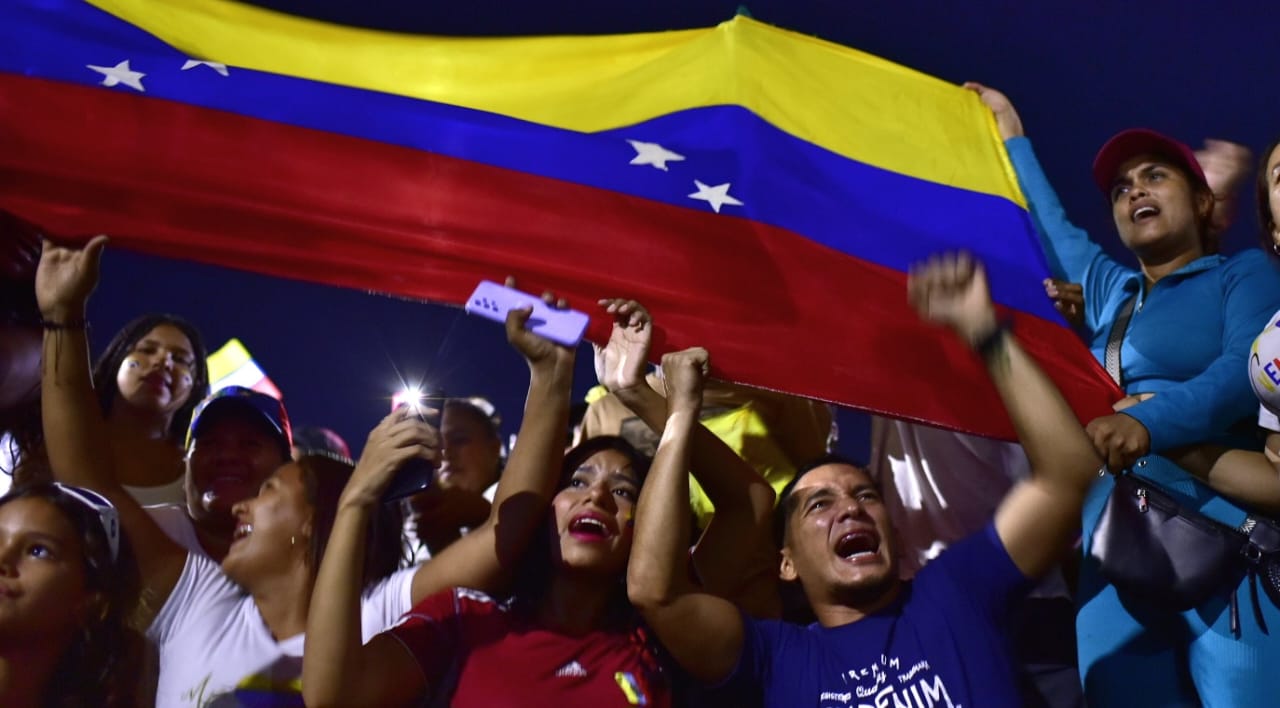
[
  {"left": 594, "top": 298, "right": 652, "bottom": 393},
  {"left": 1044, "top": 278, "right": 1084, "bottom": 328},
  {"left": 35, "top": 235, "right": 108, "bottom": 320},
  {"left": 907, "top": 252, "right": 998, "bottom": 347},
  {"left": 502, "top": 277, "right": 576, "bottom": 371},
  {"left": 1196, "top": 139, "right": 1253, "bottom": 237},
  {"left": 962, "top": 82, "right": 1024, "bottom": 140},
  {"left": 660, "top": 347, "right": 709, "bottom": 414},
  {"left": 341, "top": 407, "right": 440, "bottom": 509}
]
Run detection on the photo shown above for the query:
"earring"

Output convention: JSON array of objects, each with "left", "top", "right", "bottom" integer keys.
[
  {"left": 1272, "top": 241, "right": 1280, "bottom": 256},
  {"left": 290, "top": 535, "right": 297, "bottom": 547}
]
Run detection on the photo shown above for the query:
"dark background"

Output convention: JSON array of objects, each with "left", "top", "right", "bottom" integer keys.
[{"left": 86, "top": 1, "right": 1279, "bottom": 460}]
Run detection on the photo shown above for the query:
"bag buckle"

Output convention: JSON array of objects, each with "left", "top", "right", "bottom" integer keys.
[
  {"left": 1136, "top": 488, "right": 1148, "bottom": 513},
  {"left": 1245, "top": 543, "right": 1264, "bottom": 563}
]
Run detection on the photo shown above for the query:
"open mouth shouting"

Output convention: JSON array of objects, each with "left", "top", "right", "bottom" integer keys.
[
  {"left": 833, "top": 529, "right": 881, "bottom": 564},
  {"left": 568, "top": 512, "right": 615, "bottom": 543},
  {"left": 1130, "top": 200, "right": 1160, "bottom": 223}
]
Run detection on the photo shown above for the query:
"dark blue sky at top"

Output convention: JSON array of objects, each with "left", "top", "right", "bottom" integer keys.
[{"left": 89, "top": 0, "right": 1280, "bottom": 459}]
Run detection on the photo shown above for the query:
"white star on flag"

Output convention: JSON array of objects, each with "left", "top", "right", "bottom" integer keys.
[
  {"left": 626, "top": 139, "right": 685, "bottom": 171},
  {"left": 182, "top": 60, "right": 230, "bottom": 77},
  {"left": 86, "top": 60, "right": 146, "bottom": 92},
  {"left": 687, "top": 180, "right": 744, "bottom": 213}
]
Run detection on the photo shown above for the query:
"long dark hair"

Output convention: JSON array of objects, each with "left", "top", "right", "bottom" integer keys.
[
  {"left": 91, "top": 313, "right": 210, "bottom": 442},
  {"left": 0, "top": 483, "right": 141, "bottom": 708},
  {"left": 13, "top": 314, "right": 210, "bottom": 486},
  {"left": 510, "top": 436, "right": 650, "bottom": 630},
  {"left": 1257, "top": 137, "right": 1280, "bottom": 258},
  {"left": 296, "top": 454, "right": 402, "bottom": 591}
]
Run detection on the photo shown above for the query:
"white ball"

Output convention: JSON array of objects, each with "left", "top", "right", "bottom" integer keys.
[{"left": 1248, "top": 310, "right": 1280, "bottom": 417}]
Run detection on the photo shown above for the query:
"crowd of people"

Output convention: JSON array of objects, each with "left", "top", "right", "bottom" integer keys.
[{"left": 2, "top": 82, "right": 1280, "bottom": 708}]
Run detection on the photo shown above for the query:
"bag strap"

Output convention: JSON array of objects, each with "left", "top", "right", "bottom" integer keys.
[{"left": 1104, "top": 292, "right": 1138, "bottom": 387}]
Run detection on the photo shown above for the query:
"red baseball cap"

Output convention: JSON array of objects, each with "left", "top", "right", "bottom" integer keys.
[{"left": 1091, "top": 128, "right": 1208, "bottom": 196}]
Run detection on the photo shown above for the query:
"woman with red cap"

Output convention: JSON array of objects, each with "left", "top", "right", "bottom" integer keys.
[{"left": 967, "top": 83, "right": 1280, "bottom": 706}]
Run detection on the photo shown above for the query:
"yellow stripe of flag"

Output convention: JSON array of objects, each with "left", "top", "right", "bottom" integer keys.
[{"left": 88, "top": 0, "right": 1025, "bottom": 207}]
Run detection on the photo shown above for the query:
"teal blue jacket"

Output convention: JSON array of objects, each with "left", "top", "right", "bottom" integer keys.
[{"left": 1006, "top": 136, "right": 1280, "bottom": 455}]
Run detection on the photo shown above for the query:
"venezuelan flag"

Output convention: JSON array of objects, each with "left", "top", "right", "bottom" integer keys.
[
  {"left": 207, "top": 338, "right": 283, "bottom": 399},
  {"left": 0, "top": 0, "right": 1119, "bottom": 439}
]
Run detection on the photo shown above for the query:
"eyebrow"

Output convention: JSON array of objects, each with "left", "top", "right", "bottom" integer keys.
[
  {"left": 1112, "top": 162, "right": 1168, "bottom": 188},
  {"left": 137, "top": 337, "right": 193, "bottom": 357},
  {"left": 608, "top": 472, "right": 639, "bottom": 487},
  {"left": 799, "top": 487, "right": 836, "bottom": 506},
  {"left": 573, "top": 464, "right": 638, "bottom": 484},
  {"left": 798, "top": 482, "right": 878, "bottom": 504},
  {"left": 1, "top": 530, "right": 68, "bottom": 549}
]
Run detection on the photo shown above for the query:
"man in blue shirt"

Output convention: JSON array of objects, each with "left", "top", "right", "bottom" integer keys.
[{"left": 628, "top": 253, "right": 1104, "bottom": 708}]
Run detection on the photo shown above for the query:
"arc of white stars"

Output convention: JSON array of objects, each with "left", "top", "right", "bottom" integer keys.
[
  {"left": 687, "top": 180, "right": 744, "bottom": 214},
  {"left": 86, "top": 60, "right": 146, "bottom": 92},
  {"left": 626, "top": 139, "right": 685, "bottom": 171},
  {"left": 182, "top": 60, "right": 230, "bottom": 77}
]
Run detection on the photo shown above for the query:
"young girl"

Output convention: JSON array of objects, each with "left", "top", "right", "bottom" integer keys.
[{"left": 0, "top": 483, "right": 139, "bottom": 707}]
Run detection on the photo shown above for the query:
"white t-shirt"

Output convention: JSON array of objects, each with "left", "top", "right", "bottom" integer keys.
[
  {"left": 146, "top": 503, "right": 205, "bottom": 555},
  {"left": 127, "top": 474, "right": 189, "bottom": 508},
  {"left": 146, "top": 552, "right": 416, "bottom": 708}
]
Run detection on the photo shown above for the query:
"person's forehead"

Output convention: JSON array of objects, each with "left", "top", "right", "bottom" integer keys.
[
  {"left": 270, "top": 461, "right": 304, "bottom": 485},
  {"left": 0, "top": 497, "right": 76, "bottom": 540},
  {"left": 442, "top": 406, "right": 486, "bottom": 432},
  {"left": 1114, "top": 153, "right": 1181, "bottom": 180},
  {"left": 576, "top": 449, "right": 638, "bottom": 481},
  {"left": 139, "top": 323, "right": 192, "bottom": 348},
  {"left": 793, "top": 463, "right": 871, "bottom": 494},
  {"left": 197, "top": 411, "right": 275, "bottom": 440},
  {"left": 580, "top": 448, "right": 632, "bottom": 468}
]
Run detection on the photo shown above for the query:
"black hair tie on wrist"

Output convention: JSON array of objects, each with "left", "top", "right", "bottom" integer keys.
[
  {"left": 974, "top": 318, "right": 1013, "bottom": 360},
  {"left": 40, "top": 317, "right": 89, "bottom": 331}
]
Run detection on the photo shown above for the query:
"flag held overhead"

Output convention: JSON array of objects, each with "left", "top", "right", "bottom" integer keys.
[{"left": 0, "top": 0, "right": 1119, "bottom": 440}]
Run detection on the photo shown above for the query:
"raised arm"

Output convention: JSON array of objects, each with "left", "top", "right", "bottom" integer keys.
[
  {"left": 36, "top": 237, "right": 186, "bottom": 607},
  {"left": 908, "top": 253, "right": 1103, "bottom": 578},
  {"left": 627, "top": 347, "right": 746, "bottom": 685},
  {"left": 596, "top": 300, "right": 775, "bottom": 606},
  {"left": 965, "top": 81, "right": 1127, "bottom": 332},
  {"left": 302, "top": 408, "right": 439, "bottom": 708},
  {"left": 410, "top": 299, "right": 575, "bottom": 602},
  {"left": 302, "top": 299, "right": 574, "bottom": 708}
]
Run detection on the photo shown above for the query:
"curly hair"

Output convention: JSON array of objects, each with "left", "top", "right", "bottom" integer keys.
[{"left": 0, "top": 483, "right": 142, "bottom": 708}]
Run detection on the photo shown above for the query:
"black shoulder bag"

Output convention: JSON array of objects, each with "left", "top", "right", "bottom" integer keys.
[{"left": 1087, "top": 293, "right": 1280, "bottom": 635}]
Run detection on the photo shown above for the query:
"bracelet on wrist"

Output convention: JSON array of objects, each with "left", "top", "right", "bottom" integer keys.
[
  {"left": 972, "top": 318, "right": 1013, "bottom": 360},
  {"left": 40, "top": 316, "right": 89, "bottom": 331}
]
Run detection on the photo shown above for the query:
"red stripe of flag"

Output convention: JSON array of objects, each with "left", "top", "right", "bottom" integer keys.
[{"left": 0, "top": 73, "right": 1118, "bottom": 438}]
